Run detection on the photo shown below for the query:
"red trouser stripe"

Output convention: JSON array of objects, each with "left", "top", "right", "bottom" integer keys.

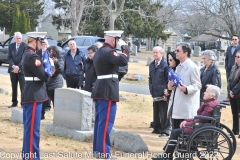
[
  {"left": 103, "top": 100, "right": 112, "bottom": 157},
  {"left": 30, "top": 102, "right": 37, "bottom": 160}
]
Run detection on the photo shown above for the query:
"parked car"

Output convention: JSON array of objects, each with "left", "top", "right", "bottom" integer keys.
[
  {"left": 57, "top": 36, "right": 105, "bottom": 57},
  {"left": 58, "top": 36, "right": 128, "bottom": 80},
  {"left": 0, "top": 34, "right": 61, "bottom": 66}
]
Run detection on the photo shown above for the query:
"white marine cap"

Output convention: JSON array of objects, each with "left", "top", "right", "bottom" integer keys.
[
  {"left": 26, "top": 32, "right": 47, "bottom": 39},
  {"left": 118, "top": 39, "right": 127, "bottom": 46},
  {"left": 104, "top": 30, "right": 124, "bottom": 38}
]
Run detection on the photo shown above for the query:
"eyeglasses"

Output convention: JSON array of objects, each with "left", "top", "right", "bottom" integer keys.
[
  {"left": 168, "top": 59, "right": 173, "bottom": 62},
  {"left": 235, "top": 56, "right": 240, "bottom": 58},
  {"left": 232, "top": 39, "right": 238, "bottom": 41},
  {"left": 175, "top": 49, "right": 181, "bottom": 52}
]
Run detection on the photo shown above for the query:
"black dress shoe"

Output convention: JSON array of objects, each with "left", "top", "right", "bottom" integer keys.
[
  {"left": 159, "top": 133, "right": 169, "bottom": 137},
  {"left": 8, "top": 104, "right": 17, "bottom": 108},
  {"left": 152, "top": 130, "right": 161, "bottom": 134},
  {"left": 233, "top": 132, "right": 239, "bottom": 135}
]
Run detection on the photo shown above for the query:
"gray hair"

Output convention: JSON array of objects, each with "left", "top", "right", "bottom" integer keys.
[
  {"left": 153, "top": 46, "right": 164, "bottom": 53},
  {"left": 95, "top": 42, "right": 103, "bottom": 49},
  {"left": 202, "top": 50, "right": 216, "bottom": 61},
  {"left": 14, "top": 32, "right": 22, "bottom": 38},
  {"left": 206, "top": 84, "right": 221, "bottom": 99}
]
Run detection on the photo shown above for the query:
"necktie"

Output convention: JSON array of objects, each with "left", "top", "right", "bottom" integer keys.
[
  {"left": 16, "top": 45, "right": 19, "bottom": 52},
  {"left": 155, "top": 62, "right": 158, "bottom": 68}
]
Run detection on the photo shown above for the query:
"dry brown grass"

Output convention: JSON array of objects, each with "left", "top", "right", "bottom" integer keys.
[{"left": 0, "top": 51, "right": 238, "bottom": 159}]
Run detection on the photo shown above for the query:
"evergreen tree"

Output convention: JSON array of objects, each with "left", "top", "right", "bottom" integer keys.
[
  {"left": 26, "top": 12, "right": 31, "bottom": 32},
  {"left": 10, "top": 6, "right": 20, "bottom": 36},
  {"left": 0, "top": 0, "right": 43, "bottom": 33},
  {"left": 19, "top": 10, "right": 27, "bottom": 33}
]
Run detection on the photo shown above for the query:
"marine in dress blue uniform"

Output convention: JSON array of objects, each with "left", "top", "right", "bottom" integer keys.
[
  {"left": 21, "top": 32, "right": 50, "bottom": 160},
  {"left": 91, "top": 30, "right": 129, "bottom": 159}
]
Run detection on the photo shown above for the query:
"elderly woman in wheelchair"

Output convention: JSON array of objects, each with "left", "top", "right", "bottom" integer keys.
[{"left": 151, "top": 85, "right": 234, "bottom": 160}]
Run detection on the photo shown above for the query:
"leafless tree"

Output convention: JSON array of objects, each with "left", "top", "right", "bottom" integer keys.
[
  {"left": 181, "top": 0, "right": 240, "bottom": 39},
  {"left": 39, "top": 0, "right": 55, "bottom": 22},
  {"left": 156, "top": 0, "right": 184, "bottom": 26},
  {"left": 53, "top": 0, "right": 94, "bottom": 36}
]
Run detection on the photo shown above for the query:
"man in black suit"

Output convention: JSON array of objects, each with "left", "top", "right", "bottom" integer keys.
[
  {"left": 8, "top": 32, "right": 27, "bottom": 108},
  {"left": 225, "top": 35, "right": 240, "bottom": 102}
]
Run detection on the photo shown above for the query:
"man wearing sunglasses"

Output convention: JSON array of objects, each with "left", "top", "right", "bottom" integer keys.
[
  {"left": 167, "top": 43, "right": 201, "bottom": 130},
  {"left": 225, "top": 35, "right": 240, "bottom": 102}
]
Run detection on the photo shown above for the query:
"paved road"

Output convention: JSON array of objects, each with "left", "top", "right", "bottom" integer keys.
[
  {"left": 119, "top": 82, "right": 150, "bottom": 95},
  {"left": 0, "top": 65, "right": 8, "bottom": 75}
]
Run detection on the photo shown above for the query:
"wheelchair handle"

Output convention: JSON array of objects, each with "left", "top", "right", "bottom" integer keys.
[
  {"left": 216, "top": 103, "right": 226, "bottom": 108},
  {"left": 194, "top": 115, "right": 215, "bottom": 121}
]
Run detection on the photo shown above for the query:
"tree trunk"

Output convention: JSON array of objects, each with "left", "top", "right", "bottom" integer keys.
[
  {"left": 75, "top": 0, "right": 85, "bottom": 35},
  {"left": 109, "top": 13, "right": 116, "bottom": 30},
  {"left": 71, "top": 0, "right": 85, "bottom": 36},
  {"left": 71, "top": 0, "right": 77, "bottom": 36}
]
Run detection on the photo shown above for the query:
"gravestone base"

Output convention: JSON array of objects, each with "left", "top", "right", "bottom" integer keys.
[
  {"left": 11, "top": 108, "right": 23, "bottom": 124},
  {"left": 45, "top": 123, "right": 93, "bottom": 141}
]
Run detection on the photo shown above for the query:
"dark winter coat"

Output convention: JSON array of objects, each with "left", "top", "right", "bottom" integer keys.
[
  {"left": 200, "top": 63, "right": 221, "bottom": 102},
  {"left": 228, "top": 65, "right": 240, "bottom": 97},
  {"left": 149, "top": 58, "right": 168, "bottom": 98},
  {"left": 46, "top": 56, "right": 64, "bottom": 90},
  {"left": 63, "top": 48, "right": 86, "bottom": 86},
  {"left": 183, "top": 99, "right": 219, "bottom": 134},
  {"left": 83, "top": 58, "right": 96, "bottom": 92}
]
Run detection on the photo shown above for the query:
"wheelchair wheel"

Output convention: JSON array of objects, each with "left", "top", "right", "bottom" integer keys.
[
  {"left": 220, "top": 123, "right": 236, "bottom": 155},
  {"left": 186, "top": 127, "right": 233, "bottom": 160}
]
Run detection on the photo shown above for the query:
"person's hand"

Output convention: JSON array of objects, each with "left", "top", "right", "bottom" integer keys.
[
  {"left": 230, "top": 91, "right": 234, "bottom": 98},
  {"left": 52, "top": 57, "right": 58, "bottom": 63},
  {"left": 51, "top": 69, "right": 56, "bottom": 75},
  {"left": 180, "top": 121, "right": 187, "bottom": 128},
  {"left": 162, "top": 96, "right": 168, "bottom": 101},
  {"left": 178, "top": 84, "right": 187, "bottom": 93},
  {"left": 79, "top": 87, "right": 82, "bottom": 90},
  {"left": 12, "top": 65, "right": 19, "bottom": 73},
  {"left": 167, "top": 81, "right": 175, "bottom": 90},
  {"left": 164, "top": 89, "right": 170, "bottom": 96}
]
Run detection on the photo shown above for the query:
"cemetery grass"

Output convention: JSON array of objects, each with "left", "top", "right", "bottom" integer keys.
[{"left": 1, "top": 74, "right": 240, "bottom": 160}]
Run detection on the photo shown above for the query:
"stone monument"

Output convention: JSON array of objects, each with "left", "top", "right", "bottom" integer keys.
[
  {"left": 193, "top": 46, "right": 201, "bottom": 57},
  {"left": 45, "top": 88, "right": 93, "bottom": 141}
]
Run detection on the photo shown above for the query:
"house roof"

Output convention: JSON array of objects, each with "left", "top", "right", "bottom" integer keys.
[{"left": 190, "top": 34, "right": 218, "bottom": 42}]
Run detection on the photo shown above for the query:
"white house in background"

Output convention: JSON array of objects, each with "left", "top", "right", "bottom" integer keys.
[
  {"left": 38, "top": 14, "right": 71, "bottom": 41},
  {"left": 38, "top": 14, "right": 58, "bottom": 40}
]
